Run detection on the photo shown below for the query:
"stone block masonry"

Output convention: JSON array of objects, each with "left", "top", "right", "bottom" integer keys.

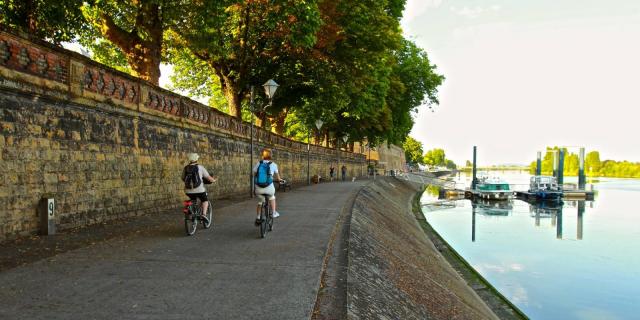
[{"left": 0, "top": 28, "right": 365, "bottom": 241}]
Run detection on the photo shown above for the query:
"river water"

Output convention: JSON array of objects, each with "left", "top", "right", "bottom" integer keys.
[{"left": 420, "top": 171, "right": 640, "bottom": 320}]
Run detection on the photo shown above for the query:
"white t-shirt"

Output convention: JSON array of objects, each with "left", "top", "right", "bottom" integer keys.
[
  {"left": 184, "top": 164, "right": 211, "bottom": 194},
  {"left": 253, "top": 160, "right": 279, "bottom": 185}
]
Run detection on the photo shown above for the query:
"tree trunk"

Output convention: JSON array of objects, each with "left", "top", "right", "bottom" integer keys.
[
  {"left": 221, "top": 78, "right": 242, "bottom": 119},
  {"left": 24, "top": 0, "right": 38, "bottom": 34},
  {"left": 97, "top": 1, "right": 163, "bottom": 85},
  {"left": 272, "top": 110, "right": 287, "bottom": 135},
  {"left": 125, "top": 42, "right": 161, "bottom": 85}
]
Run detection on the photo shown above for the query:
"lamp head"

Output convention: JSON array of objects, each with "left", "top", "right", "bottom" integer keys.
[
  {"left": 315, "top": 119, "right": 324, "bottom": 130},
  {"left": 263, "top": 79, "right": 279, "bottom": 100}
]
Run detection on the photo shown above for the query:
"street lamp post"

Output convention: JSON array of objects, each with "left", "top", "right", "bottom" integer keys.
[
  {"left": 249, "top": 87, "right": 255, "bottom": 198},
  {"left": 308, "top": 119, "right": 323, "bottom": 185},
  {"left": 250, "top": 79, "right": 279, "bottom": 197},
  {"left": 340, "top": 134, "right": 349, "bottom": 181}
]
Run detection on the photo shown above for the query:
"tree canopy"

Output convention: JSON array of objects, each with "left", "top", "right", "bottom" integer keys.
[
  {"left": 0, "top": 0, "right": 87, "bottom": 43},
  {"left": 528, "top": 147, "right": 640, "bottom": 178},
  {"left": 5, "top": 0, "right": 445, "bottom": 148},
  {"left": 403, "top": 136, "right": 424, "bottom": 165}
]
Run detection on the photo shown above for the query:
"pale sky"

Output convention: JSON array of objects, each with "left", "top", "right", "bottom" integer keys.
[{"left": 402, "top": 0, "right": 640, "bottom": 166}]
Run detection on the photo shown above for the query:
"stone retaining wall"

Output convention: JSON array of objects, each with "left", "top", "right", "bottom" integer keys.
[
  {"left": 0, "top": 29, "right": 365, "bottom": 241},
  {"left": 347, "top": 178, "right": 498, "bottom": 319}
]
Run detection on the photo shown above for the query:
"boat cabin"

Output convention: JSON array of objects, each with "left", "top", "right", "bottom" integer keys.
[{"left": 530, "top": 176, "right": 559, "bottom": 192}]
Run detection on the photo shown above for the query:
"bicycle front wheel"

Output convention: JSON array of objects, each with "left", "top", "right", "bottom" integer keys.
[
  {"left": 202, "top": 204, "right": 213, "bottom": 229},
  {"left": 185, "top": 208, "right": 198, "bottom": 236}
]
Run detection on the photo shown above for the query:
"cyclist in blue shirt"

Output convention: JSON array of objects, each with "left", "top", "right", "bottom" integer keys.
[{"left": 253, "top": 148, "right": 282, "bottom": 226}]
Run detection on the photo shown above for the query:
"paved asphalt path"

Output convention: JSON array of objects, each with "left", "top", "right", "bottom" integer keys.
[{"left": 0, "top": 180, "right": 367, "bottom": 320}]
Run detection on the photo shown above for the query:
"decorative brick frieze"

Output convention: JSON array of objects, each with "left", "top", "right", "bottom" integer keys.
[
  {"left": 82, "top": 66, "right": 139, "bottom": 105},
  {"left": 0, "top": 32, "right": 69, "bottom": 84},
  {"left": 0, "top": 40, "right": 10, "bottom": 63},
  {"left": 181, "top": 100, "right": 210, "bottom": 124},
  {"left": 0, "top": 29, "right": 364, "bottom": 160}
]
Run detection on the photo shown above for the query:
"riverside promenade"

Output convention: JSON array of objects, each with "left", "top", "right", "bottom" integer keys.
[
  {"left": 0, "top": 181, "right": 366, "bottom": 319},
  {"left": 0, "top": 178, "right": 502, "bottom": 320}
]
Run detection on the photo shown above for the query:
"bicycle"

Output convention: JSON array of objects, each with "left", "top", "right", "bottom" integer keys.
[
  {"left": 257, "top": 194, "right": 274, "bottom": 238},
  {"left": 183, "top": 197, "right": 213, "bottom": 236}
]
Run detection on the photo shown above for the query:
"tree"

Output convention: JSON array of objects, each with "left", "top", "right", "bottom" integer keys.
[
  {"left": 81, "top": 0, "right": 188, "bottom": 85},
  {"left": 424, "top": 148, "right": 446, "bottom": 167},
  {"left": 174, "top": 1, "right": 322, "bottom": 119},
  {"left": 585, "top": 151, "right": 601, "bottom": 175},
  {"left": 403, "top": 136, "right": 424, "bottom": 165},
  {"left": 0, "top": 0, "right": 87, "bottom": 44},
  {"left": 445, "top": 159, "right": 457, "bottom": 170},
  {"left": 384, "top": 39, "right": 444, "bottom": 144}
]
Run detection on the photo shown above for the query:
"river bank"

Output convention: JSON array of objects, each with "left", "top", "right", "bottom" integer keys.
[
  {"left": 412, "top": 191, "right": 528, "bottom": 319},
  {"left": 346, "top": 177, "right": 499, "bottom": 319}
]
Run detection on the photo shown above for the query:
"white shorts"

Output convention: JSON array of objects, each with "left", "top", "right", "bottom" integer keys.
[{"left": 255, "top": 184, "right": 276, "bottom": 204}]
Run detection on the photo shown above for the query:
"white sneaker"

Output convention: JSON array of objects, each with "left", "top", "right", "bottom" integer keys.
[{"left": 273, "top": 211, "right": 280, "bottom": 218}]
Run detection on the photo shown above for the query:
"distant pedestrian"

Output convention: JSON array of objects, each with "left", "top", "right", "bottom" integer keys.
[
  {"left": 341, "top": 165, "right": 347, "bottom": 182},
  {"left": 329, "top": 165, "right": 335, "bottom": 181}
]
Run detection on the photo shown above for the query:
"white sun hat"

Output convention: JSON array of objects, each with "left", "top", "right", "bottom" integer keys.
[{"left": 187, "top": 153, "right": 200, "bottom": 162}]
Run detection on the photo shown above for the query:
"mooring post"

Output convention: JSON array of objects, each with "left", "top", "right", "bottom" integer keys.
[
  {"left": 471, "top": 203, "right": 476, "bottom": 242},
  {"left": 472, "top": 146, "right": 477, "bottom": 190},
  {"left": 558, "top": 149, "right": 565, "bottom": 187},
  {"left": 552, "top": 150, "right": 558, "bottom": 178},
  {"left": 556, "top": 207, "right": 563, "bottom": 239},
  {"left": 578, "top": 147, "right": 586, "bottom": 190},
  {"left": 577, "top": 201, "right": 585, "bottom": 240},
  {"left": 536, "top": 151, "right": 542, "bottom": 176}
]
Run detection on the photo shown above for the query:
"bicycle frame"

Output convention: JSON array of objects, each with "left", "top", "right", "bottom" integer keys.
[{"left": 259, "top": 196, "right": 273, "bottom": 238}]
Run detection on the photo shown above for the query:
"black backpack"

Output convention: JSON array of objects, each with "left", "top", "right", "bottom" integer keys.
[{"left": 183, "top": 164, "right": 202, "bottom": 189}]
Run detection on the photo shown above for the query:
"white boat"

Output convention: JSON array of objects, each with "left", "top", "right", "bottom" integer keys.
[
  {"left": 528, "top": 176, "right": 563, "bottom": 201},
  {"left": 473, "top": 176, "right": 512, "bottom": 200}
]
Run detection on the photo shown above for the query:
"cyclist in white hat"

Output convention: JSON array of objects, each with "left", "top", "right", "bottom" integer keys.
[{"left": 183, "top": 153, "right": 217, "bottom": 217}]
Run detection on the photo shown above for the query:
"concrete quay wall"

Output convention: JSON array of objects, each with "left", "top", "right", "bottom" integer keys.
[{"left": 347, "top": 178, "right": 499, "bottom": 319}]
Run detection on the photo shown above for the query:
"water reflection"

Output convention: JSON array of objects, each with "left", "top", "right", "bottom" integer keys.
[
  {"left": 471, "top": 199, "right": 514, "bottom": 242},
  {"left": 473, "top": 198, "right": 513, "bottom": 216},
  {"left": 523, "top": 199, "right": 590, "bottom": 240},
  {"left": 467, "top": 198, "right": 592, "bottom": 242},
  {"left": 422, "top": 174, "right": 640, "bottom": 319}
]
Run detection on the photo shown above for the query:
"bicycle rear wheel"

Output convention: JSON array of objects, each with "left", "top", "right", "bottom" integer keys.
[
  {"left": 268, "top": 208, "right": 274, "bottom": 231},
  {"left": 202, "top": 203, "right": 213, "bottom": 229},
  {"left": 259, "top": 204, "right": 268, "bottom": 238},
  {"left": 185, "top": 206, "right": 198, "bottom": 236}
]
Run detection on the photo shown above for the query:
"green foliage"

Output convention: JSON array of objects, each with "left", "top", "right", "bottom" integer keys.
[
  {"left": 403, "top": 136, "right": 424, "bottom": 165},
  {"left": 528, "top": 147, "right": 640, "bottom": 178},
  {"left": 423, "top": 148, "right": 446, "bottom": 167},
  {"left": 174, "top": 0, "right": 322, "bottom": 118},
  {"left": 445, "top": 159, "right": 457, "bottom": 170},
  {"left": 8, "top": 0, "right": 444, "bottom": 148},
  {"left": 0, "top": 0, "right": 88, "bottom": 44},
  {"left": 79, "top": 0, "right": 189, "bottom": 84},
  {"left": 385, "top": 39, "right": 444, "bottom": 144},
  {"left": 78, "top": 37, "right": 132, "bottom": 74}
]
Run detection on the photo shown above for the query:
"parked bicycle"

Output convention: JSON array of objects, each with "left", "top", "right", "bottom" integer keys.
[
  {"left": 183, "top": 197, "right": 213, "bottom": 236},
  {"left": 257, "top": 193, "right": 274, "bottom": 238}
]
